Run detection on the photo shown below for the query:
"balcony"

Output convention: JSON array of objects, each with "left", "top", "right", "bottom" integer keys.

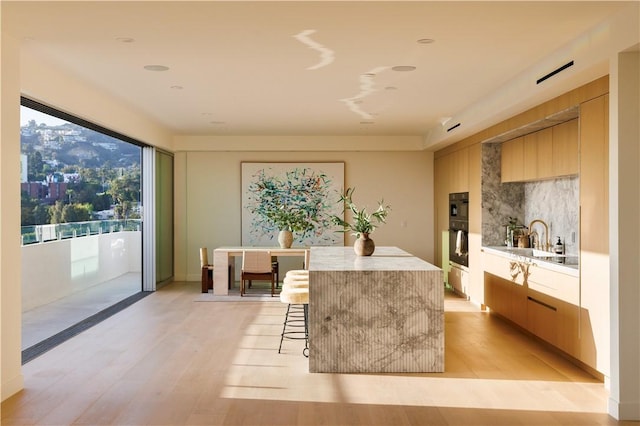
[{"left": 21, "top": 220, "right": 142, "bottom": 356}]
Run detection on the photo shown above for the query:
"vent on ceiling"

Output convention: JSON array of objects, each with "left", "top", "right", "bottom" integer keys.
[
  {"left": 447, "top": 122, "right": 461, "bottom": 132},
  {"left": 536, "top": 61, "right": 574, "bottom": 85}
]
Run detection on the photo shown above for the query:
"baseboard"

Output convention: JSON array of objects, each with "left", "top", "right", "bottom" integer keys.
[{"left": 608, "top": 397, "right": 640, "bottom": 421}]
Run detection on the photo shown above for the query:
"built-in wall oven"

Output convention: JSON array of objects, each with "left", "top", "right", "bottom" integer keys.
[{"left": 449, "top": 192, "right": 469, "bottom": 267}]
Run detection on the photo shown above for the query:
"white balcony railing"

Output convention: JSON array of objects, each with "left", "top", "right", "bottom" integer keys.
[
  {"left": 21, "top": 228, "right": 142, "bottom": 312},
  {"left": 21, "top": 219, "right": 141, "bottom": 245}
]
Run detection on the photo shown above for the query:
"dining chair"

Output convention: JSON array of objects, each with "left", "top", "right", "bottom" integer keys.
[
  {"left": 200, "top": 247, "right": 214, "bottom": 293},
  {"left": 241, "top": 250, "right": 276, "bottom": 296}
]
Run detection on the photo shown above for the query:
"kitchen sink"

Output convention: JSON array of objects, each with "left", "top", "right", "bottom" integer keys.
[
  {"left": 487, "top": 246, "right": 579, "bottom": 267},
  {"left": 499, "top": 247, "right": 564, "bottom": 257},
  {"left": 531, "top": 248, "right": 564, "bottom": 257}
]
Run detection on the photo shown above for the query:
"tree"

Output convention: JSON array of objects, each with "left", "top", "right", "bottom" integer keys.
[
  {"left": 49, "top": 201, "right": 65, "bottom": 224},
  {"left": 108, "top": 165, "right": 140, "bottom": 219},
  {"left": 32, "top": 204, "right": 51, "bottom": 225},
  {"left": 27, "top": 151, "right": 45, "bottom": 182},
  {"left": 21, "top": 191, "right": 36, "bottom": 226},
  {"left": 62, "top": 203, "right": 91, "bottom": 223},
  {"left": 20, "top": 191, "right": 51, "bottom": 226}
]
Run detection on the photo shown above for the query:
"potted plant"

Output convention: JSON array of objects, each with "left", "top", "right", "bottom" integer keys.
[
  {"left": 331, "top": 187, "right": 391, "bottom": 256},
  {"left": 265, "top": 203, "right": 313, "bottom": 248}
]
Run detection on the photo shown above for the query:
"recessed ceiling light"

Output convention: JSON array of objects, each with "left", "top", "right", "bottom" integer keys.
[
  {"left": 392, "top": 65, "right": 416, "bottom": 72},
  {"left": 116, "top": 37, "right": 135, "bottom": 43},
  {"left": 417, "top": 38, "right": 435, "bottom": 44},
  {"left": 144, "top": 65, "right": 169, "bottom": 71}
]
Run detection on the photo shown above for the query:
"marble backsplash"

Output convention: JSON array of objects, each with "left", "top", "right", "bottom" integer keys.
[
  {"left": 482, "top": 144, "right": 524, "bottom": 246},
  {"left": 524, "top": 177, "right": 579, "bottom": 255},
  {"left": 482, "top": 143, "right": 579, "bottom": 255}
]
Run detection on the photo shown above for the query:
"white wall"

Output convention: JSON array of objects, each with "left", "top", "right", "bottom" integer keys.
[
  {"left": 173, "top": 149, "right": 434, "bottom": 282},
  {"left": 1, "top": 20, "right": 171, "bottom": 401},
  {"left": 20, "top": 50, "right": 173, "bottom": 152},
  {"left": 1, "top": 20, "right": 25, "bottom": 401},
  {"left": 21, "top": 232, "right": 141, "bottom": 311},
  {"left": 609, "top": 48, "right": 640, "bottom": 420}
]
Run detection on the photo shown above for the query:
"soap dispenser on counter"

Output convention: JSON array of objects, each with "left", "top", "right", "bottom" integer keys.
[{"left": 553, "top": 237, "right": 564, "bottom": 255}]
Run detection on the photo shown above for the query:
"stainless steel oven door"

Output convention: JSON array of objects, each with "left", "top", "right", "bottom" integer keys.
[{"left": 449, "top": 229, "right": 468, "bottom": 267}]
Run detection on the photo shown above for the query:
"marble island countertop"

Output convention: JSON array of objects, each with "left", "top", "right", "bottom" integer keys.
[
  {"left": 308, "top": 246, "right": 444, "bottom": 373},
  {"left": 309, "top": 246, "right": 441, "bottom": 272},
  {"left": 483, "top": 246, "right": 579, "bottom": 276}
]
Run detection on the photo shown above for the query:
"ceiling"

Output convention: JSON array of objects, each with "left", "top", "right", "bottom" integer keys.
[{"left": 3, "top": 1, "right": 631, "bottom": 148}]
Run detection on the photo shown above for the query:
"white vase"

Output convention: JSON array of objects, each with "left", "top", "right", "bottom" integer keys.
[{"left": 278, "top": 230, "right": 293, "bottom": 248}]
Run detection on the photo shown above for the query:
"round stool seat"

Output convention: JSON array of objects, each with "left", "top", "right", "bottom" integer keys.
[
  {"left": 284, "top": 274, "right": 308, "bottom": 285},
  {"left": 279, "top": 288, "right": 309, "bottom": 305},
  {"left": 282, "top": 282, "right": 309, "bottom": 292}
]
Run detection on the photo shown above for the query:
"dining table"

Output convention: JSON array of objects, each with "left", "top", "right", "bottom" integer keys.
[{"left": 212, "top": 246, "right": 309, "bottom": 295}]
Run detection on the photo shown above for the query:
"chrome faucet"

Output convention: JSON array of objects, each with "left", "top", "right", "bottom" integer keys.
[{"left": 529, "top": 219, "right": 550, "bottom": 251}]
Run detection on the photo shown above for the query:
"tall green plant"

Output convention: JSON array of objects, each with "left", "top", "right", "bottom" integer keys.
[{"left": 331, "top": 187, "right": 390, "bottom": 237}]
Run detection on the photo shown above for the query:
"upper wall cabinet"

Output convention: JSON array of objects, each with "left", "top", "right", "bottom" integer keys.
[
  {"left": 501, "top": 136, "right": 524, "bottom": 182},
  {"left": 501, "top": 119, "right": 578, "bottom": 183},
  {"left": 552, "top": 119, "right": 579, "bottom": 177}
]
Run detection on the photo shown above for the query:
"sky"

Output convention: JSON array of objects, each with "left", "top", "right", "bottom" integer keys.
[{"left": 20, "top": 106, "right": 68, "bottom": 127}]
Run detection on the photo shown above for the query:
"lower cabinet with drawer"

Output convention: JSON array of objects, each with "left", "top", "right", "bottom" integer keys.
[
  {"left": 448, "top": 263, "right": 469, "bottom": 297},
  {"left": 483, "top": 250, "right": 580, "bottom": 360},
  {"left": 526, "top": 289, "right": 559, "bottom": 347},
  {"left": 484, "top": 272, "right": 527, "bottom": 328}
]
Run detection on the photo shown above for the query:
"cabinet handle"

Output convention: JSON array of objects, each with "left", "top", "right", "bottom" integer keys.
[{"left": 527, "top": 296, "right": 557, "bottom": 311}]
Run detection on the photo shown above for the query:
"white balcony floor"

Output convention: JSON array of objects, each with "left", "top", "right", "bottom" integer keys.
[{"left": 22, "top": 272, "right": 142, "bottom": 350}]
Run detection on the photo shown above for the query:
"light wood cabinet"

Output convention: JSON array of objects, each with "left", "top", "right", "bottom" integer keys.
[
  {"left": 579, "top": 94, "right": 609, "bottom": 375},
  {"left": 501, "top": 121, "right": 577, "bottom": 182},
  {"left": 552, "top": 119, "right": 579, "bottom": 176},
  {"left": 482, "top": 250, "right": 579, "bottom": 357},
  {"left": 434, "top": 155, "right": 451, "bottom": 270},
  {"left": 483, "top": 271, "right": 527, "bottom": 329},
  {"left": 527, "top": 289, "right": 558, "bottom": 346},
  {"left": 467, "top": 143, "right": 484, "bottom": 305},
  {"left": 451, "top": 148, "right": 469, "bottom": 193},
  {"left": 501, "top": 137, "right": 524, "bottom": 182},
  {"left": 449, "top": 264, "right": 469, "bottom": 296},
  {"left": 434, "top": 146, "right": 471, "bottom": 270},
  {"left": 536, "top": 127, "right": 554, "bottom": 179},
  {"left": 522, "top": 133, "right": 538, "bottom": 181},
  {"left": 556, "top": 297, "right": 581, "bottom": 358},
  {"left": 521, "top": 128, "right": 554, "bottom": 181}
]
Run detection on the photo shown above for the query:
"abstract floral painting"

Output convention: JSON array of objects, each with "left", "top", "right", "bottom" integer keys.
[{"left": 241, "top": 162, "right": 344, "bottom": 246}]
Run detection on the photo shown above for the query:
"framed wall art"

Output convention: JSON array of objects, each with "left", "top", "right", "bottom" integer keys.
[{"left": 241, "top": 162, "right": 345, "bottom": 246}]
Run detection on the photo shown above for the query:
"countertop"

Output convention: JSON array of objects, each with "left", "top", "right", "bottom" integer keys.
[
  {"left": 309, "top": 246, "right": 441, "bottom": 272},
  {"left": 483, "top": 246, "right": 579, "bottom": 277}
]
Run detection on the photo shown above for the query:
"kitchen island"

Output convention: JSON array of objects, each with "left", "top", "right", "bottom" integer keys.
[{"left": 308, "top": 246, "right": 443, "bottom": 373}]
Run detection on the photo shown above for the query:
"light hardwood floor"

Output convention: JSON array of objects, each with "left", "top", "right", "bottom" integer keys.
[{"left": 2, "top": 281, "right": 630, "bottom": 425}]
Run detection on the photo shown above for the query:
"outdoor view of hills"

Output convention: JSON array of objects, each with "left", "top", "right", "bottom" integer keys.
[{"left": 20, "top": 109, "right": 141, "bottom": 227}]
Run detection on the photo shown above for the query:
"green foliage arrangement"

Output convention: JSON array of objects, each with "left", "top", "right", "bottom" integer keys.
[
  {"left": 246, "top": 168, "right": 334, "bottom": 237},
  {"left": 331, "top": 187, "right": 391, "bottom": 237},
  {"left": 263, "top": 202, "right": 313, "bottom": 233}
]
